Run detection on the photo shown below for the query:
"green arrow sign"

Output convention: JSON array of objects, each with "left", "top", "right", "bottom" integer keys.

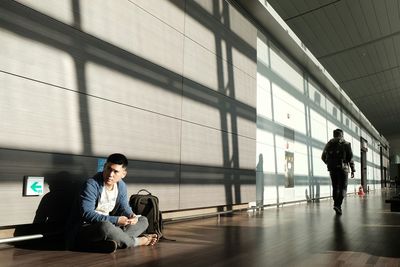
[{"left": 30, "top": 181, "right": 43, "bottom": 193}]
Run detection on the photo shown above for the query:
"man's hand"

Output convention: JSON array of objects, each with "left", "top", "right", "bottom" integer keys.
[
  {"left": 127, "top": 214, "right": 138, "bottom": 225},
  {"left": 117, "top": 216, "right": 130, "bottom": 226},
  {"left": 117, "top": 214, "right": 138, "bottom": 226},
  {"left": 117, "top": 215, "right": 139, "bottom": 226},
  {"left": 351, "top": 172, "right": 355, "bottom": 178}
]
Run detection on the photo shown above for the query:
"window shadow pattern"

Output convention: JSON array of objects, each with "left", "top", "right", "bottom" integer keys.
[
  {"left": 256, "top": 37, "right": 372, "bottom": 205},
  {"left": 0, "top": 0, "right": 257, "bottom": 224}
]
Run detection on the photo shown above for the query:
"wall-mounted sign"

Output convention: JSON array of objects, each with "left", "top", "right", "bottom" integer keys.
[
  {"left": 361, "top": 137, "right": 368, "bottom": 152},
  {"left": 23, "top": 176, "right": 44, "bottom": 196},
  {"left": 97, "top": 158, "right": 107, "bottom": 172},
  {"left": 285, "top": 151, "right": 294, "bottom": 188}
]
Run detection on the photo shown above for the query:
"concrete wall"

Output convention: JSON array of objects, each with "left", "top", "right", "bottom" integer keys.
[{"left": 0, "top": 0, "right": 257, "bottom": 226}]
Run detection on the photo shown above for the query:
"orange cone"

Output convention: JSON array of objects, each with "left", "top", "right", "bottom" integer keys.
[{"left": 358, "top": 186, "right": 365, "bottom": 196}]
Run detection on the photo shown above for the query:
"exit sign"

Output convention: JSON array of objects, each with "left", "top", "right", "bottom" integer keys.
[{"left": 23, "top": 176, "right": 44, "bottom": 196}]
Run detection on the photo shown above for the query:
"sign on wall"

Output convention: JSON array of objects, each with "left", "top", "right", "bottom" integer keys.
[
  {"left": 23, "top": 176, "right": 44, "bottom": 196},
  {"left": 285, "top": 151, "right": 294, "bottom": 188},
  {"left": 97, "top": 158, "right": 107, "bottom": 172}
]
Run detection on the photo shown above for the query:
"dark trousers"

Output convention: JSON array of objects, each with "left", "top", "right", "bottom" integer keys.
[
  {"left": 76, "top": 216, "right": 148, "bottom": 249},
  {"left": 329, "top": 169, "right": 349, "bottom": 208}
]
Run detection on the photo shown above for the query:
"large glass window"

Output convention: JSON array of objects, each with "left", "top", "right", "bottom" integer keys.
[
  {"left": 308, "top": 80, "right": 326, "bottom": 111},
  {"left": 255, "top": 28, "right": 381, "bottom": 205}
]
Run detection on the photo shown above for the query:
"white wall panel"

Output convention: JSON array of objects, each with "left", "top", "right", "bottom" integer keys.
[
  {"left": 257, "top": 33, "right": 269, "bottom": 67},
  {"left": 182, "top": 84, "right": 255, "bottom": 138},
  {"left": 272, "top": 83, "right": 306, "bottom": 134},
  {"left": 177, "top": 183, "right": 225, "bottom": 209},
  {"left": 308, "top": 80, "right": 326, "bottom": 110},
  {"left": 263, "top": 183, "right": 278, "bottom": 205},
  {"left": 280, "top": 188, "right": 295, "bottom": 202},
  {"left": 270, "top": 44, "right": 303, "bottom": 93},
  {"left": 327, "top": 121, "right": 340, "bottom": 138},
  {"left": 181, "top": 122, "right": 255, "bottom": 169},
  {"left": 80, "top": 0, "right": 184, "bottom": 76},
  {"left": 294, "top": 186, "right": 309, "bottom": 200},
  {"left": 257, "top": 71, "right": 271, "bottom": 90},
  {"left": 86, "top": 62, "right": 183, "bottom": 118},
  {"left": 275, "top": 146, "right": 287, "bottom": 175},
  {"left": 319, "top": 183, "right": 331, "bottom": 197},
  {"left": 88, "top": 97, "right": 181, "bottom": 163},
  {"left": 186, "top": 0, "right": 257, "bottom": 78},
  {"left": 0, "top": 30, "right": 77, "bottom": 90},
  {"left": 310, "top": 108, "right": 327, "bottom": 143},
  {"left": 0, "top": 183, "right": 43, "bottom": 226},
  {"left": 374, "top": 150, "right": 380, "bottom": 165},
  {"left": 367, "top": 149, "right": 373, "bottom": 162},
  {"left": 274, "top": 134, "right": 286, "bottom": 150},
  {"left": 367, "top": 166, "right": 373, "bottom": 182},
  {"left": 131, "top": 0, "right": 186, "bottom": 33},
  {"left": 0, "top": 73, "right": 82, "bottom": 153},
  {"left": 326, "top": 98, "right": 341, "bottom": 121},
  {"left": 343, "top": 113, "right": 352, "bottom": 129},
  {"left": 257, "top": 85, "right": 272, "bottom": 120},
  {"left": 293, "top": 142, "right": 308, "bottom": 175},
  {"left": 256, "top": 142, "right": 276, "bottom": 173},
  {"left": 256, "top": 128, "right": 274, "bottom": 146},
  {"left": 353, "top": 161, "right": 361, "bottom": 179},
  {"left": 16, "top": 0, "right": 74, "bottom": 25},
  {"left": 179, "top": 166, "right": 255, "bottom": 209},
  {"left": 351, "top": 137, "right": 361, "bottom": 158},
  {"left": 312, "top": 147, "right": 328, "bottom": 177},
  {"left": 183, "top": 38, "right": 256, "bottom": 107}
]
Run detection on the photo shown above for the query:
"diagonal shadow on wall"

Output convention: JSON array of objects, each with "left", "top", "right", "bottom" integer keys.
[{"left": 0, "top": 0, "right": 257, "bottom": 220}]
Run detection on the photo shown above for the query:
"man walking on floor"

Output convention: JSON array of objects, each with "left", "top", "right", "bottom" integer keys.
[{"left": 321, "top": 129, "right": 355, "bottom": 215}]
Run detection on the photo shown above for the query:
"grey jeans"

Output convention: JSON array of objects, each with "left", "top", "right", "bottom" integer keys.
[{"left": 77, "top": 216, "right": 149, "bottom": 248}]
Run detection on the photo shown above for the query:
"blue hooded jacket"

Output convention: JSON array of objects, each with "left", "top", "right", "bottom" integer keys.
[{"left": 80, "top": 172, "right": 133, "bottom": 225}]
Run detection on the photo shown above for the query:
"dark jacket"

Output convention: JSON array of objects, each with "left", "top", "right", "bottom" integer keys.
[{"left": 321, "top": 137, "right": 355, "bottom": 173}]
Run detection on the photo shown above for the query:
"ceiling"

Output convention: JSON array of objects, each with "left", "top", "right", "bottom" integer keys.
[{"left": 265, "top": 0, "right": 400, "bottom": 138}]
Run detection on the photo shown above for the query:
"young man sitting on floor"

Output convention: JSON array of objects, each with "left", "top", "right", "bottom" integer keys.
[{"left": 70, "top": 153, "right": 158, "bottom": 253}]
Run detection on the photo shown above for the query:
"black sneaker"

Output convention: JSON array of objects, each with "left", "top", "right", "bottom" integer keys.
[
  {"left": 79, "top": 240, "right": 118, "bottom": 253},
  {"left": 333, "top": 206, "right": 342, "bottom": 215}
]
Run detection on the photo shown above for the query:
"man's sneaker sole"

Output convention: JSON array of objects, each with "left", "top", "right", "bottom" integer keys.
[
  {"left": 333, "top": 206, "right": 342, "bottom": 215},
  {"left": 80, "top": 240, "right": 118, "bottom": 253},
  {"left": 96, "top": 240, "right": 117, "bottom": 253}
]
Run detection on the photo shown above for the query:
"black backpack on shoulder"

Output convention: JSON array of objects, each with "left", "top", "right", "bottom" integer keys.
[
  {"left": 129, "top": 189, "right": 164, "bottom": 239},
  {"left": 326, "top": 139, "right": 347, "bottom": 170}
]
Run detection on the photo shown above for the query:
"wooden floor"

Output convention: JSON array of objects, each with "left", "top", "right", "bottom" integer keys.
[{"left": 2, "top": 189, "right": 400, "bottom": 267}]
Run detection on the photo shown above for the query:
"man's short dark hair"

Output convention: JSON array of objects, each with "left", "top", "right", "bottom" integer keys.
[
  {"left": 333, "top": 128, "right": 343, "bottom": 138},
  {"left": 107, "top": 153, "right": 128, "bottom": 168}
]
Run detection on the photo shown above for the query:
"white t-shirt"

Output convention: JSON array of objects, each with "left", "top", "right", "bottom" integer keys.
[{"left": 95, "top": 183, "right": 118, "bottom": 215}]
